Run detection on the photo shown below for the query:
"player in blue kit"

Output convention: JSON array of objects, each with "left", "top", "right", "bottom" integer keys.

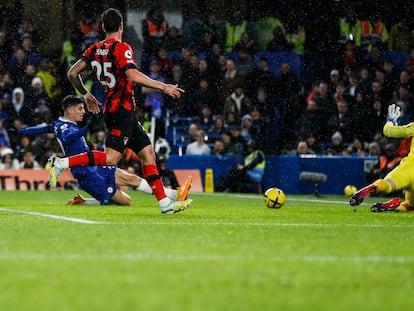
[{"left": 19, "top": 95, "right": 191, "bottom": 206}]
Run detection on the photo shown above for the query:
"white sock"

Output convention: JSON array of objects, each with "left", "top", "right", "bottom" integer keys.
[
  {"left": 159, "top": 197, "right": 171, "bottom": 208},
  {"left": 164, "top": 188, "right": 177, "bottom": 200},
  {"left": 138, "top": 179, "right": 177, "bottom": 200},
  {"left": 83, "top": 198, "right": 101, "bottom": 206},
  {"left": 61, "top": 157, "right": 69, "bottom": 169},
  {"left": 137, "top": 179, "right": 153, "bottom": 194}
]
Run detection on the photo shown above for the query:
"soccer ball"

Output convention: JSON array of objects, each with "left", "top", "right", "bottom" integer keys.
[
  {"left": 344, "top": 185, "right": 357, "bottom": 197},
  {"left": 264, "top": 187, "right": 286, "bottom": 209}
]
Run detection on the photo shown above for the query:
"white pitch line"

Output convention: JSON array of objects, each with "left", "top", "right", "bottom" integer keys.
[
  {"left": 0, "top": 208, "right": 105, "bottom": 224},
  {"left": 0, "top": 253, "right": 413, "bottom": 263}
]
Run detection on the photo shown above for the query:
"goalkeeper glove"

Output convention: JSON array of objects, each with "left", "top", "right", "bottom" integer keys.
[{"left": 387, "top": 104, "right": 401, "bottom": 125}]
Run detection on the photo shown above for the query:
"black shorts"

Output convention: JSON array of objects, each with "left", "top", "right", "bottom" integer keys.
[{"left": 105, "top": 110, "right": 151, "bottom": 154}]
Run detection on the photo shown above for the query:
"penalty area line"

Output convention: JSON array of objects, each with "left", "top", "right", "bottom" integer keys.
[{"left": 0, "top": 208, "right": 105, "bottom": 224}]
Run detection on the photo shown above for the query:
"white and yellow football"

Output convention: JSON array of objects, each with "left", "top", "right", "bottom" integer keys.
[
  {"left": 264, "top": 187, "right": 286, "bottom": 209},
  {"left": 344, "top": 185, "right": 357, "bottom": 197}
]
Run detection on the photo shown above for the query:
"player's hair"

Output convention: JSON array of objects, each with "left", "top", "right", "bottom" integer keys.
[
  {"left": 62, "top": 95, "right": 84, "bottom": 111},
  {"left": 101, "top": 8, "right": 122, "bottom": 33}
]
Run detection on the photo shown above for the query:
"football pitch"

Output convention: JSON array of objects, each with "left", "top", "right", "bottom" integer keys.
[{"left": 1, "top": 190, "right": 414, "bottom": 311}]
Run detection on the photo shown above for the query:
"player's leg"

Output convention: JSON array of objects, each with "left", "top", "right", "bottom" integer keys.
[
  {"left": 109, "top": 190, "right": 131, "bottom": 205},
  {"left": 129, "top": 122, "right": 192, "bottom": 213},
  {"left": 48, "top": 150, "right": 107, "bottom": 187}
]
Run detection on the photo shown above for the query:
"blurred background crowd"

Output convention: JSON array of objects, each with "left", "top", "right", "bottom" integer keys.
[{"left": 0, "top": 0, "right": 413, "bottom": 182}]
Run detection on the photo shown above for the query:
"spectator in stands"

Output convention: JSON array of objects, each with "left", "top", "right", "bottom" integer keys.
[
  {"left": 36, "top": 58, "right": 58, "bottom": 101},
  {"left": 14, "top": 134, "right": 32, "bottom": 162},
  {"left": 162, "top": 26, "right": 186, "bottom": 52},
  {"left": 276, "top": 62, "right": 301, "bottom": 100},
  {"left": 224, "top": 9, "right": 248, "bottom": 53},
  {"left": 294, "top": 99, "right": 326, "bottom": 142},
  {"left": 194, "top": 28, "right": 214, "bottom": 54},
  {"left": 326, "top": 98, "right": 354, "bottom": 143},
  {"left": 388, "top": 15, "right": 414, "bottom": 51},
  {"left": 235, "top": 48, "right": 253, "bottom": 78},
  {"left": 341, "top": 40, "right": 361, "bottom": 73},
  {"left": 223, "top": 85, "right": 252, "bottom": 123},
  {"left": 216, "top": 139, "right": 265, "bottom": 193},
  {"left": 365, "top": 98, "right": 387, "bottom": 141},
  {"left": 240, "top": 114, "right": 256, "bottom": 143},
  {"left": 0, "top": 99, "right": 9, "bottom": 122},
  {"left": 164, "top": 65, "right": 190, "bottom": 118},
  {"left": 184, "top": 123, "right": 200, "bottom": 144},
  {"left": 266, "top": 26, "right": 294, "bottom": 52},
  {"left": 249, "top": 104, "right": 267, "bottom": 149},
  {"left": 141, "top": 5, "right": 168, "bottom": 74},
  {"left": 246, "top": 56, "right": 276, "bottom": 98},
  {"left": 374, "top": 67, "right": 394, "bottom": 104},
  {"left": 190, "top": 78, "right": 218, "bottom": 116},
  {"left": 8, "top": 47, "right": 27, "bottom": 86},
  {"left": 0, "top": 148, "right": 19, "bottom": 169},
  {"left": 221, "top": 130, "right": 241, "bottom": 155},
  {"left": 251, "top": 87, "right": 274, "bottom": 119},
  {"left": 338, "top": 5, "right": 361, "bottom": 47},
  {"left": 20, "top": 63, "right": 36, "bottom": 91},
  {"left": 20, "top": 33, "right": 42, "bottom": 66},
  {"left": 255, "top": 14, "right": 285, "bottom": 51},
  {"left": 208, "top": 114, "right": 226, "bottom": 136},
  {"left": 196, "top": 59, "right": 214, "bottom": 88},
  {"left": 316, "top": 81, "right": 337, "bottom": 118},
  {"left": 345, "top": 70, "right": 359, "bottom": 98},
  {"left": 220, "top": 58, "right": 245, "bottom": 103},
  {"left": 357, "top": 66, "right": 372, "bottom": 96},
  {"left": 211, "top": 138, "right": 226, "bottom": 156},
  {"left": 233, "top": 31, "right": 258, "bottom": 56},
  {"left": 194, "top": 14, "right": 226, "bottom": 51},
  {"left": 324, "top": 131, "right": 345, "bottom": 156},
  {"left": 195, "top": 104, "right": 215, "bottom": 128},
  {"left": 305, "top": 133, "right": 323, "bottom": 154},
  {"left": 363, "top": 44, "right": 385, "bottom": 79},
  {"left": 7, "top": 87, "right": 33, "bottom": 126},
  {"left": 25, "top": 77, "right": 49, "bottom": 112},
  {"left": 0, "top": 31, "right": 11, "bottom": 69},
  {"left": 32, "top": 130, "right": 62, "bottom": 166},
  {"left": 155, "top": 47, "right": 174, "bottom": 79},
  {"left": 296, "top": 141, "right": 314, "bottom": 155},
  {"left": 185, "top": 130, "right": 211, "bottom": 155},
  {"left": 19, "top": 150, "right": 41, "bottom": 169},
  {"left": 0, "top": 118, "right": 10, "bottom": 150},
  {"left": 14, "top": 19, "right": 39, "bottom": 46}
]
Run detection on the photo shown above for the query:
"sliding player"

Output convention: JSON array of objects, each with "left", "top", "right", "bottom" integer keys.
[{"left": 19, "top": 95, "right": 191, "bottom": 207}]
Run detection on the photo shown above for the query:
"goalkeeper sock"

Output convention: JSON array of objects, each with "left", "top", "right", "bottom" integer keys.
[{"left": 374, "top": 179, "right": 392, "bottom": 194}]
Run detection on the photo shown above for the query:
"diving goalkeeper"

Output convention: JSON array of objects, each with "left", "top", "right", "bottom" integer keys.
[{"left": 350, "top": 103, "right": 414, "bottom": 212}]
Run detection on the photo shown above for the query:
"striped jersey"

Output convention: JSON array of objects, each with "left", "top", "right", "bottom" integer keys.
[{"left": 82, "top": 38, "right": 137, "bottom": 113}]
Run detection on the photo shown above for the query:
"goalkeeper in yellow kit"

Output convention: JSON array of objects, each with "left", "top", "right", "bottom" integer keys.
[{"left": 350, "top": 104, "right": 414, "bottom": 212}]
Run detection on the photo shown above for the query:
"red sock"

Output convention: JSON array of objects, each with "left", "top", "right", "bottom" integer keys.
[
  {"left": 68, "top": 151, "right": 107, "bottom": 167},
  {"left": 142, "top": 164, "right": 167, "bottom": 201}
]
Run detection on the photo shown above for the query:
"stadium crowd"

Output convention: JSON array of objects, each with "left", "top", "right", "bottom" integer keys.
[{"left": 0, "top": 3, "right": 413, "bottom": 173}]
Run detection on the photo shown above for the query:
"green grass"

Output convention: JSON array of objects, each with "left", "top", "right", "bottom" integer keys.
[{"left": 1, "top": 190, "right": 414, "bottom": 311}]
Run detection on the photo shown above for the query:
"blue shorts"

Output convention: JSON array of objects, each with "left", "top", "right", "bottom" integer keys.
[{"left": 73, "top": 166, "right": 117, "bottom": 204}]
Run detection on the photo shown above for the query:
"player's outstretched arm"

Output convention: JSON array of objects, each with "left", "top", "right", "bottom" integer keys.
[
  {"left": 125, "top": 68, "right": 185, "bottom": 98},
  {"left": 18, "top": 124, "right": 54, "bottom": 136}
]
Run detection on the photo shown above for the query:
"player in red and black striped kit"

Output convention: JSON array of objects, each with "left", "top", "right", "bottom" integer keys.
[{"left": 48, "top": 8, "right": 192, "bottom": 214}]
